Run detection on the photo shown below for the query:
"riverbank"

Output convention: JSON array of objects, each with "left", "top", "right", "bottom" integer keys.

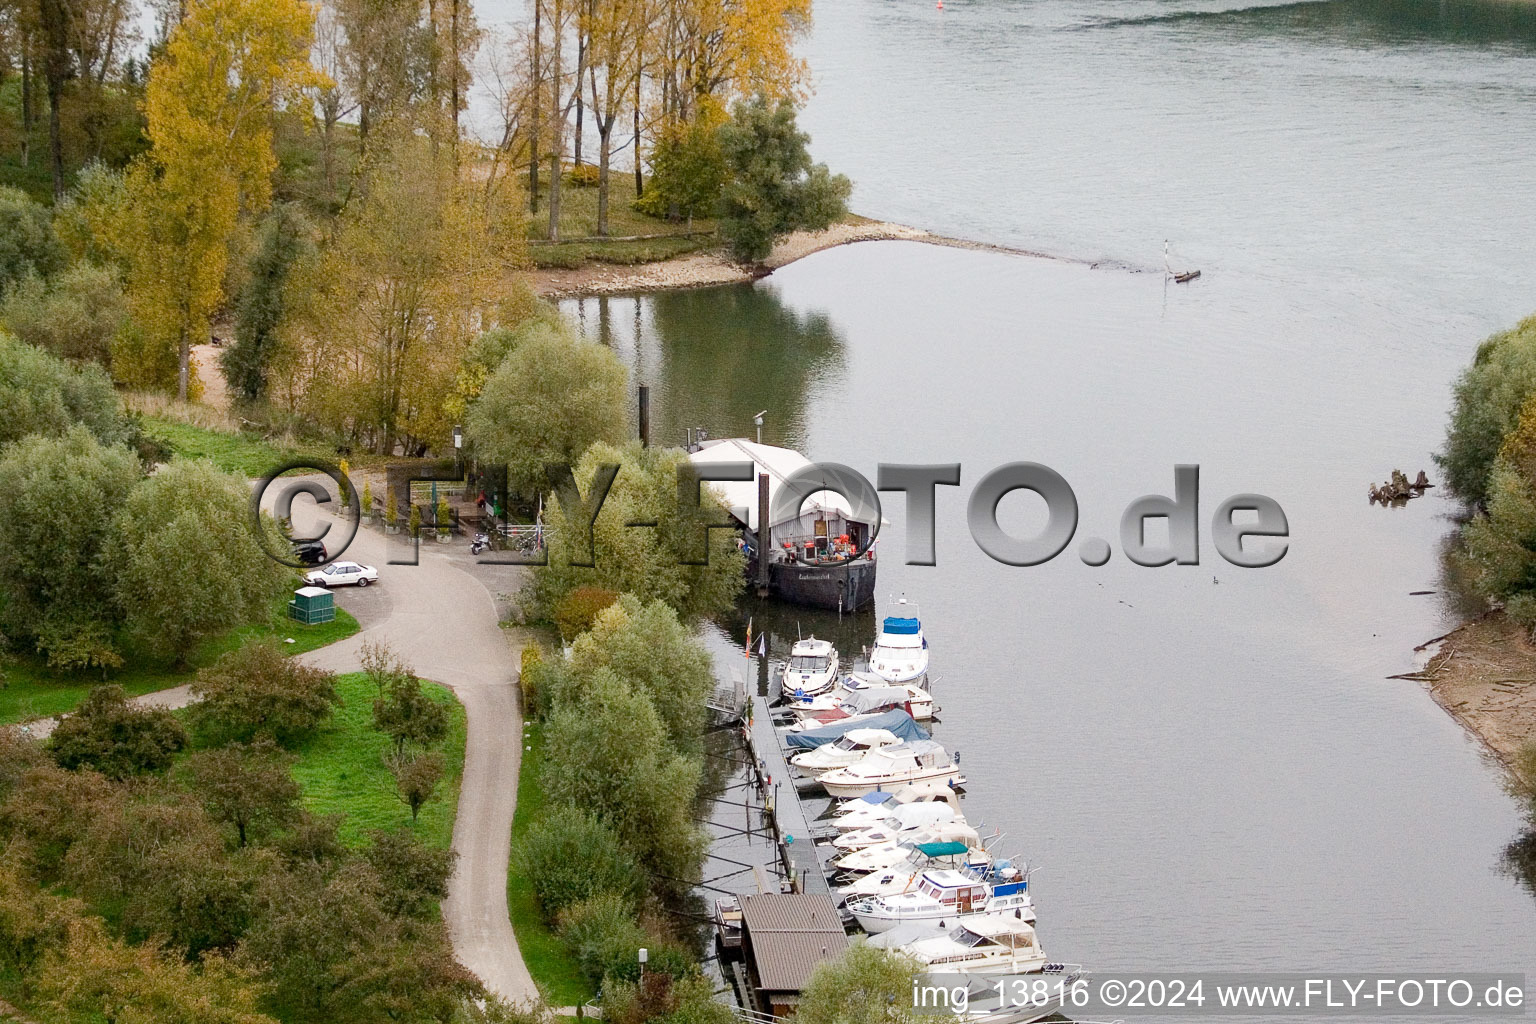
[
  {"left": 1413, "top": 613, "right": 1536, "bottom": 767},
  {"left": 528, "top": 217, "right": 1058, "bottom": 299}
]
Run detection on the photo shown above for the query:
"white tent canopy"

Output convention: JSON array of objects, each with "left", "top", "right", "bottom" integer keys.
[{"left": 687, "top": 438, "right": 861, "bottom": 533}]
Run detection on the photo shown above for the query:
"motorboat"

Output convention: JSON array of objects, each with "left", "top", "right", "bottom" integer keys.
[
  {"left": 818, "top": 740, "right": 962, "bottom": 799},
  {"left": 789, "top": 728, "right": 902, "bottom": 775},
  {"left": 832, "top": 822, "right": 982, "bottom": 874},
  {"left": 789, "top": 673, "right": 936, "bottom": 723},
  {"left": 868, "top": 596, "right": 928, "bottom": 684},
  {"left": 780, "top": 637, "right": 840, "bottom": 698},
  {"left": 835, "top": 840, "right": 994, "bottom": 901},
  {"left": 848, "top": 866, "right": 1033, "bottom": 933},
  {"left": 867, "top": 915, "right": 1053, "bottom": 975},
  {"left": 832, "top": 803, "right": 963, "bottom": 849},
  {"left": 832, "top": 782, "right": 962, "bottom": 829}
]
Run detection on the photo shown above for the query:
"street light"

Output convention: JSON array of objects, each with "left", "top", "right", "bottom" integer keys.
[
  {"left": 753, "top": 410, "right": 767, "bottom": 445},
  {"left": 452, "top": 424, "right": 462, "bottom": 451},
  {"left": 638, "top": 947, "right": 648, "bottom": 980}
]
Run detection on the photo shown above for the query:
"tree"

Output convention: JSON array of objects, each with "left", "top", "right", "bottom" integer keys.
[
  {"left": 0, "top": 426, "right": 139, "bottom": 670},
  {"left": 111, "top": 459, "right": 292, "bottom": 665},
  {"left": 189, "top": 640, "right": 342, "bottom": 747},
  {"left": 391, "top": 750, "right": 445, "bottom": 822},
  {"left": 0, "top": 329, "right": 127, "bottom": 448},
  {"left": 568, "top": 595, "right": 713, "bottom": 751},
  {"left": 511, "top": 803, "right": 643, "bottom": 922},
  {"left": 465, "top": 321, "right": 629, "bottom": 497},
  {"left": 1438, "top": 314, "right": 1536, "bottom": 507},
  {"left": 363, "top": 828, "right": 455, "bottom": 917},
  {"left": 333, "top": 0, "right": 430, "bottom": 141},
  {"left": 0, "top": 186, "right": 64, "bottom": 290},
  {"left": 121, "top": 0, "right": 320, "bottom": 401},
  {"left": 47, "top": 684, "right": 189, "bottom": 779},
  {"left": 302, "top": 133, "right": 522, "bottom": 454},
  {"left": 795, "top": 943, "right": 926, "bottom": 1024},
  {"left": 717, "top": 95, "right": 849, "bottom": 263},
  {"left": 222, "top": 204, "right": 315, "bottom": 404},
  {"left": 185, "top": 740, "right": 303, "bottom": 848},
  {"left": 372, "top": 669, "right": 450, "bottom": 757},
  {"left": 633, "top": 105, "right": 726, "bottom": 226},
  {"left": 583, "top": 0, "right": 650, "bottom": 235},
  {"left": 542, "top": 668, "right": 705, "bottom": 891},
  {"left": 0, "top": 262, "right": 128, "bottom": 365},
  {"left": 531, "top": 442, "right": 744, "bottom": 621}
]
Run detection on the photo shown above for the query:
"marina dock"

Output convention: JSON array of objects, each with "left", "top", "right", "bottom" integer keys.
[{"left": 744, "top": 694, "right": 832, "bottom": 897}]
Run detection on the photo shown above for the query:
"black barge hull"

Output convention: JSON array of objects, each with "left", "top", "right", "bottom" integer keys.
[{"left": 754, "top": 557, "right": 877, "bottom": 612}]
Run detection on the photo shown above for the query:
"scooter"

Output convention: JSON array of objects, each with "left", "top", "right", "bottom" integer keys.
[{"left": 470, "top": 531, "right": 490, "bottom": 555}]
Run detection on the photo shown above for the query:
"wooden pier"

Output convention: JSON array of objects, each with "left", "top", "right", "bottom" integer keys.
[{"left": 743, "top": 695, "right": 832, "bottom": 898}]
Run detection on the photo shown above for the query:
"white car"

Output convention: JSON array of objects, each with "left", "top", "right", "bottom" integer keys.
[{"left": 304, "top": 561, "right": 378, "bottom": 587}]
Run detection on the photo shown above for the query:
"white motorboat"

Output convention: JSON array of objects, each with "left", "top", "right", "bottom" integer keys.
[
  {"left": 818, "top": 740, "right": 962, "bottom": 799},
  {"left": 867, "top": 914, "right": 1052, "bottom": 975},
  {"left": 868, "top": 596, "right": 928, "bottom": 684},
  {"left": 832, "top": 781, "right": 962, "bottom": 829},
  {"left": 832, "top": 803, "right": 963, "bottom": 849},
  {"left": 789, "top": 673, "right": 936, "bottom": 723},
  {"left": 780, "top": 637, "right": 840, "bottom": 698},
  {"left": 848, "top": 867, "right": 1033, "bottom": 933},
  {"left": 789, "top": 728, "right": 902, "bottom": 775},
  {"left": 832, "top": 823, "right": 982, "bottom": 874},
  {"left": 834, "top": 844, "right": 1003, "bottom": 901}
]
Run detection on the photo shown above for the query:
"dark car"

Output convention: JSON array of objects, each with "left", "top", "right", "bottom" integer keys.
[{"left": 292, "top": 539, "right": 328, "bottom": 566}]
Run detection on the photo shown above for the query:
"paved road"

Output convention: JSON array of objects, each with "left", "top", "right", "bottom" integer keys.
[{"left": 26, "top": 482, "right": 539, "bottom": 1004}]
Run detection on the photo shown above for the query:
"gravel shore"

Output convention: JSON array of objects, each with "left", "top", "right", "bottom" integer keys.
[{"left": 529, "top": 219, "right": 1048, "bottom": 299}]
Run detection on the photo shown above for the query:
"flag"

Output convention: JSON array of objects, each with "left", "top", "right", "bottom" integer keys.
[
  {"left": 744, "top": 618, "right": 752, "bottom": 660},
  {"left": 756, "top": 633, "right": 767, "bottom": 656}
]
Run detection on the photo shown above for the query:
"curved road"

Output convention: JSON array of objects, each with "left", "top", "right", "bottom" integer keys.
[
  {"left": 294, "top": 507, "right": 538, "bottom": 1004},
  {"left": 27, "top": 486, "right": 539, "bottom": 1003}
]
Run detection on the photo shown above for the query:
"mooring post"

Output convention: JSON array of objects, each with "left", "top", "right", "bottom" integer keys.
[
  {"left": 637, "top": 384, "right": 651, "bottom": 448},
  {"left": 756, "top": 472, "right": 771, "bottom": 596}
]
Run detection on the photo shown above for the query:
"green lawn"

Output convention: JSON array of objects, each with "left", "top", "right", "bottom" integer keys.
[
  {"left": 0, "top": 599, "right": 358, "bottom": 726},
  {"left": 507, "top": 719, "right": 595, "bottom": 1006},
  {"left": 526, "top": 170, "right": 719, "bottom": 270},
  {"left": 290, "top": 672, "right": 466, "bottom": 850},
  {"left": 141, "top": 416, "right": 334, "bottom": 478}
]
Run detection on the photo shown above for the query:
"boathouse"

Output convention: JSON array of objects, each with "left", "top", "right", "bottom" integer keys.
[{"left": 738, "top": 892, "right": 848, "bottom": 1016}]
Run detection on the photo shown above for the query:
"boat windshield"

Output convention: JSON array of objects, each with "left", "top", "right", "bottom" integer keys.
[
  {"left": 791, "top": 654, "right": 829, "bottom": 671},
  {"left": 834, "top": 736, "right": 862, "bottom": 750}
]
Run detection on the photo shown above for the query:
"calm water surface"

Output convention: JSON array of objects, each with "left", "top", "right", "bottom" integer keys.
[{"left": 564, "top": 0, "right": 1536, "bottom": 1008}]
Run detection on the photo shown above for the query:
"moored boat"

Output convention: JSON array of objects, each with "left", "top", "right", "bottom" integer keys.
[
  {"left": 847, "top": 866, "right": 1033, "bottom": 933},
  {"left": 789, "top": 728, "right": 902, "bottom": 775},
  {"left": 867, "top": 915, "right": 1054, "bottom": 976},
  {"left": 831, "top": 803, "right": 963, "bottom": 849},
  {"left": 789, "top": 672, "right": 936, "bottom": 723},
  {"left": 869, "top": 596, "right": 929, "bottom": 684},
  {"left": 780, "top": 637, "right": 839, "bottom": 698},
  {"left": 831, "top": 781, "right": 962, "bottom": 829},
  {"left": 832, "top": 823, "right": 983, "bottom": 874},
  {"left": 818, "top": 739, "right": 962, "bottom": 799}
]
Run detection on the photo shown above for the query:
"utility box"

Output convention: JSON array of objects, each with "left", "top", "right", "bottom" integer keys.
[{"left": 289, "top": 586, "right": 335, "bottom": 625}]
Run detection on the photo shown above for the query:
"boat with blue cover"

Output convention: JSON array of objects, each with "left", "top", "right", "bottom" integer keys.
[{"left": 869, "top": 596, "right": 929, "bottom": 683}]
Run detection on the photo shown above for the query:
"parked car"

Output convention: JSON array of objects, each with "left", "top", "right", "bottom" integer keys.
[
  {"left": 304, "top": 561, "right": 378, "bottom": 587},
  {"left": 292, "top": 539, "right": 328, "bottom": 566}
]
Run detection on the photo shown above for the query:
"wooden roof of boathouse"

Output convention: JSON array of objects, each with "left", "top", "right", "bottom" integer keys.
[{"left": 739, "top": 892, "right": 848, "bottom": 994}]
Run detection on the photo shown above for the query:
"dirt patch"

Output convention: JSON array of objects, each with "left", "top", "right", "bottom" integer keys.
[
  {"left": 1416, "top": 613, "right": 1536, "bottom": 765},
  {"left": 527, "top": 219, "right": 1057, "bottom": 299}
]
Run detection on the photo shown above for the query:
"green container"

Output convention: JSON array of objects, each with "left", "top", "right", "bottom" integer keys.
[{"left": 288, "top": 586, "right": 336, "bottom": 625}]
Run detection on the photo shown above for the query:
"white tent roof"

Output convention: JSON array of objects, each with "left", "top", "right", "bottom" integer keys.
[{"left": 687, "top": 438, "right": 858, "bottom": 533}]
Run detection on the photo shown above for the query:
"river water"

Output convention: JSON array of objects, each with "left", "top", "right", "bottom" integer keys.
[{"left": 563, "top": 0, "right": 1536, "bottom": 1008}]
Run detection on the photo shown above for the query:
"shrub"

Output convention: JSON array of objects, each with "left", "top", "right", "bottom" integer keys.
[
  {"left": 391, "top": 751, "right": 445, "bottom": 822},
  {"left": 0, "top": 330, "right": 129, "bottom": 448},
  {"left": 364, "top": 828, "right": 456, "bottom": 918},
  {"left": 565, "top": 163, "right": 601, "bottom": 188},
  {"left": 512, "top": 804, "right": 644, "bottom": 922},
  {"left": 188, "top": 639, "right": 342, "bottom": 746},
  {"left": 1438, "top": 314, "right": 1536, "bottom": 506},
  {"left": 437, "top": 497, "right": 451, "bottom": 537},
  {"left": 555, "top": 892, "right": 649, "bottom": 984},
  {"left": 0, "top": 186, "right": 65, "bottom": 293},
  {"left": 553, "top": 587, "right": 619, "bottom": 642},
  {"left": 47, "top": 685, "right": 189, "bottom": 779},
  {"left": 0, "top": 263, "right": 128, "bottom": 365}
]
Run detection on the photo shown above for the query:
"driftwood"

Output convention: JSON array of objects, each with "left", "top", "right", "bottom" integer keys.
[{"left": 1369, "top": 467, "right": 1434, "bottom": 505}]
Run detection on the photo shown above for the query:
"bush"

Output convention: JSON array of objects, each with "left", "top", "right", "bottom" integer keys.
[
  {"left": 188, "top": 639, "right": 343, "bottom": 746},
  {"left": 512, "top": 805, "right": 644, "bottom": 923},
  {"left": 565, "top": 164, "right": 601, "bottom": 188},
  {"left": 0, "top": 330, "right": 129, "bottom": 448},
  {"left": 1438, "top": 314, "right": 1536, "bottom": 506},
  {"left": 47, "top": 685, "right": 189, "bottom": 780},
  {"left": 0, "top": 186, "right": 65, "bottom": 293},
  {"left": 555, "top": 892, "right": 649, "bottom": 984},
  {"left": 364, "top": 828, "right": 456, "bottom": 918},
  {"left": 0, "top": 263, "right": 128, "bottom": 365},
  {"left": 553, "top": 587, "right": 619, "bottom": 642}
]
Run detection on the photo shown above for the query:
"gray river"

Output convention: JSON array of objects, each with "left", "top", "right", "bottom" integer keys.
[{"left": 562, "top": 0, "right": 1536, "bottom": 1009}]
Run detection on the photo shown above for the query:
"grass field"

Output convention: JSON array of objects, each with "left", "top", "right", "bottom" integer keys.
[
  {"left": 290, "top": 672, "right": 467, "bottom": 850},
  {"left": 0, "top": 599, "right": 358, "bottom": 725},
  {"left": 526, "top": 171, "right": 719, "bottom": 270},
  {"left": 506, "top": 719, "right": 595, "bottom": 1005},
  {"left": 140, "top": 416, "right": 336, "bottom": 478}
]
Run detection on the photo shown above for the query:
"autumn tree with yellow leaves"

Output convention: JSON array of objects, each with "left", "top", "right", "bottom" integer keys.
[{"left": 116, "top": 0, "right": 321, "bottom": 401}]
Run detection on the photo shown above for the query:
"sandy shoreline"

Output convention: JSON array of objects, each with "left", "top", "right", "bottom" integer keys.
[
  {"left": 528, "top": 219, "right": 1063, "bottom": 299},
  {"left": 1411, "top": 613, "right": 1536, "bottom": 768}
]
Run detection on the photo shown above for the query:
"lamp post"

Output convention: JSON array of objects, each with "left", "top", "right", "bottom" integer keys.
[
  {"left": 753, "top": 410, "right": 767, "bottom": 445},
  {"left": 638, "top": 947, "right": 648, "bottom": 981}
]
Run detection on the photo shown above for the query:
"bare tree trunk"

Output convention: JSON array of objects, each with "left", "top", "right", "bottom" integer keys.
[
  {"left": 39, "top": 0, "right": 68, "bottom": 200},
  {"left": 177, "top": 326, "right": 190, "bottom": 403},
  {"left": 597, "top": 122, "right": 611, "bottom": 235},
  {"left": 573, "top": 32, "right": 585, "bottom": 167},
  {"left": 20, "top": 53, "right": 31, "bottom": 167},
  {"left": 546, "top": 0, "right": 564, "bottom": 240},
  {"left": 528, "top": 0, "right": 540, "bottom": 215},
  {"left": 633, "top": 74, "right": 643, "bottom": 197}
]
